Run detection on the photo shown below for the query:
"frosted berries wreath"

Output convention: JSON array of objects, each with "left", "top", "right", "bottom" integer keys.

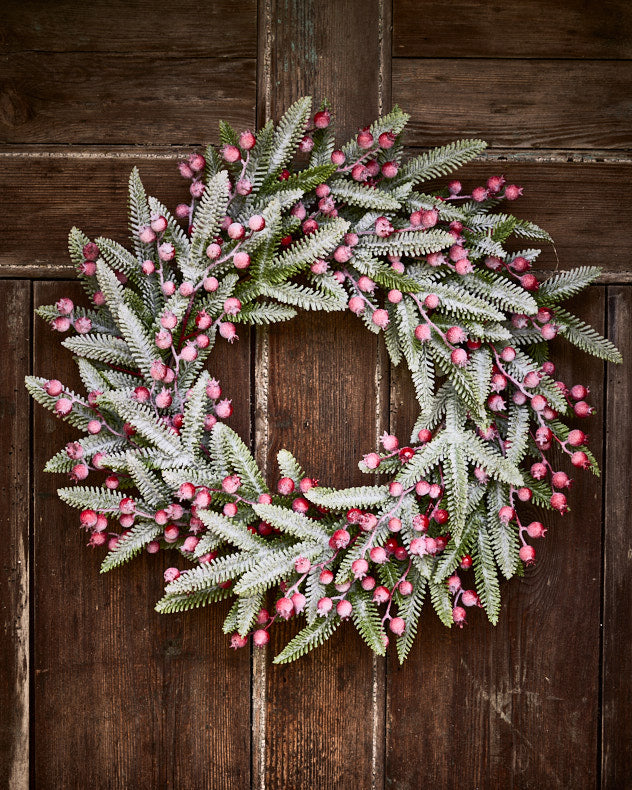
[{"left": 27, "top": 97, "right": 621, "bottom": 663}]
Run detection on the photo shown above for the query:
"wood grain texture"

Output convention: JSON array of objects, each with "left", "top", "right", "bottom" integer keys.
[
  {"left": 441, "top": 159, "right": 632, "bottom": 276},
  {"left": 0, "top": 282, "right": 30, "bottom": 790},
  {"left": 393, "top": 0, "right": 632, "bottom": 59},
  {"left": 258, "top": 0, "right": 391, "bottom": 139},
  {"left": 0, "top": 54, "right": 255, "bottom": 144},
  {"left": 393, "top": 59, "right": 632, "bottom": 149},
  {"left": 261, "top": 312, "right": 386, "bottom": 790},
  {"left": 3, "top": 153, "right": 631, "bottom": 279},
  {"left": 601, "top": 286, "right": 632, "bottom": 789},
  {"left": 32, "top": 281, "right": 252, "bottom": 789},
  {"left": 256, "top": 1, "right": 390, "bottom": 787},
  {"left": 387, "top": 289, "right": 605, "bottom": 789},
  {"left": 0, "top": 0, "right": 257, "bottom": 57}
]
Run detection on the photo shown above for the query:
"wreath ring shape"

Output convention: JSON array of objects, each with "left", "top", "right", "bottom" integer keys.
[{"left": 27, "top": 97, "right": 622, "bottom": 663}]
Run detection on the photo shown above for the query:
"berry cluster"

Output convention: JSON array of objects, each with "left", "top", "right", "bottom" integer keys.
[{"left": 27, "top": 98, "right": 620, "bottom": 663}]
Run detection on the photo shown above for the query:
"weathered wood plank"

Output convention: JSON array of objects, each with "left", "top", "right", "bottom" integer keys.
[
  {"left": 258, "top": 0, "right": 391, "bottom": 139},
  {"left": 261, "top": 309, "right": 387, "bottom": 790},
  {"left": 602, "top": 286, "right": 632, "bottom": 789},
  {"left": 393, "top": 0, "right": 632, "bottom": 59},
  {"left": 3, "top": 152, "right": 631, "bottom": 279},
  {"left": 0, "top": 281, "right": 30, "bottom": 790},
  {"left": 0, "top": 54, "right": 255, "bottom": 144},
  {"left": 256, "top": 0, "right": 391, "bottom": 786},
  {"left": 0, "top": 0, "right": 257, "bottom": 57},
  {"left": 387, "top": 289, "right": 605, "bottom": 788},
  {"left": 32, "top": 281, "right": 252, "bottom": 788},
  {"left": 393, "top": 59, "right": 632, "bottom": 149}
]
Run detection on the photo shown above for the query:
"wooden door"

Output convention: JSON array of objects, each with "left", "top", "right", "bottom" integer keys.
[{"left": 1, "top": 2, "right": 630, "bottom": 787}]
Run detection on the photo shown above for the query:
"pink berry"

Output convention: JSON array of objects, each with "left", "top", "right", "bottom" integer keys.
[
  {"left": 574, "top": 400, "right": 593, "bottom": 417},
  {"left": 370, "top": 546, "right": 388, "bottom": 564},
  {"left": 349, "top": 296, "right": 365, "bottom": 315},
  {"left": 278, "top": 477, "right": 295, "bottom": 496},
  {"left": 551, "top": 471, "right": 571, "bottom": 489},
  {"left": 223, "top": 297, "right": 242, "bottom": 316},
  {"left": 215, "top": 399, "right": 233, "bottom": 418},
  {"left": 462, "top": 589, "right": 480, "bottom": 607},
  {"left": 570, "top": 384, "right": 588, "bottom": 401},
  {"left": 451, "top": 348, "right": 468, "bottom": 367},
  {"left": 164, "top": 567, "right": 180, "bottom": 583},
  {"left": 571, "top": 451, "right": 590, "bottom": 469},
  {"left": 526, "top": 521, "right": 547, "bottom": 539},
  {"left": 230, "top": 634, "right": 248, "bottom": 650},
  {"left": 519, "top": 544, "right": 536, "bottom": 565},
  {"left": 222, "top": 475, "right": 241, "bottom": 494},
  {"left": 164, "top": 524, "right": 179, "bottom": 543},
  {"left": 373, "top": 586, "right": 390, "bottom": 604},
  {"left": 319, "top": 569, "right": 334, "bottom": 585},
  {"left": 521, "top": 273, "right": 539, "bottom": 291},
  {"left": 222, "top": 145, "right": 241, "bottom": 163},
  {"left": 228, "top": 222, "right": 245, "bottom": 240},
  {"left": 550, "top": 492, "right": 568, "bottom": 513},
  {"left": 447, "top": 574, "right": 461, "bottom": 594},
  {"left": 291, "top": 593, "right": 306, "bottom": 613},
  {"left": 248, "top": 214, "right": 265, "bottom": 232},
  {"left": 219, "top": 322, "right": 238, "bottom": 342},
  {"left": 239, "top": 130, "right": 256, "bottom": 150},
  {"left": 314, "top": 109, "right": 331, "bottom": 128},
  {"left": 452, "top": 606, "right": 467, "bottom": 626},
  {"left": 55, "top": 397, "right": 73, "bottom": 416},
  {"left": 295, "top": 556, "right": 311, "bottom": 574},
  {"left": 414, "top": 323, "right": 431, "bottom": 342},
  {"left": 331, "top": 149, "right": 345, "bottom": 165},
  {"left": 329, "top": 529, "right": 350, "bottom": 550},
  {"left": 253, "top": 629, "right": 269, "bottom": 647},
  {"left": 275, "top": 597, "right": 294, "bottom": 620},
  {"left": 357, "top": 129, "right": 374, "bottom": 149},
  {"left": 372, "top": 309, "right": 389, "bottom": 329},
  {"left": 389, "top": 617, "right": 406, "bottom": 636},
  {"left": 45, "top": 379, "right": 63, "bottom": 397},
  {"left": 352, "top": 558, "right": 369, "bottom": 579},
  {"left": 317, "top": 597, "right": 333, "bottom": 616},
  {"left": 158, "top": 242, "right": 175, "bottom": 262},
  {"left": 381, "top": 433, "right": 399, "bottom": 451},
  {"left": 337, "top": 600, "right": 353, "bottom": 619},
  {"left": 389, "top": 481, "right": 403, "bottom": 497},
  {"left": 381, "top": 161, "right": 398, "bottom": 178},
  {"left": 504, "top": 184, "right": 523, "bottom": 200}
]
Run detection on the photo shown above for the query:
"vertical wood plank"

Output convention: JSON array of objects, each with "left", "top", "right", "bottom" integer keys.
[
  {"left": 602, "top": 286, "right": 632, "bottom": 789},
  {"left": 0, "top": 281, "right": 30, "bottom": 790},
  {"left": 388, "top": 289, "right": 605, "bottom": 789},
  {"left": 33, "top": 281, "right": 252, "bottom": 788},
  {"left": 255, "top": 1, "right": 391, "bottom": 787}
]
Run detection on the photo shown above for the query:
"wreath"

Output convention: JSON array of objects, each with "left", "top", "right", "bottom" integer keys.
[{"left": 27, "top": 98, "right": 621, "bottom": 663}]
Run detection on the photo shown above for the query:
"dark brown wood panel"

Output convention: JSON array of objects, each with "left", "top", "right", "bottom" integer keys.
[
  {"left": 33, "top": 281, "right": 252, "bottom": 789},
  {"left": 0, "top": 281, "right": 30, "bottom": 790},
  {"left": 0, "top": 151, "right": 197, "bottom": 275},
  {"left": 0, "top": 0, "right": 257, "bottom": 57},
  {"left": 258, "top": 0, "right": 391, "bottom": 140},
  {"left": 0, "top": 55, "right": 255, "bottom": 144},
  {"left": 393, "top": 0, "right": 632, "bottom": 59},
  {"left": 257, "top": 1, "right": 390, "bottom": 787},
  {"left": 262, "top": 314, "right": 385, "bottom": 789},
  {"left": 442, "top": 159, "right": 632, "bottom": 278},
  {"left": 3, "top": 154, "right": 631, "bottom": 280},
  {"left": 394, "top": 59, "right": 632, "bottom": 149},
  {"left": 387, "top": 289, "right": 605, "bottom": 789},
  {"left": 602, "top": 286, "right": 632, "bottom": 789}
]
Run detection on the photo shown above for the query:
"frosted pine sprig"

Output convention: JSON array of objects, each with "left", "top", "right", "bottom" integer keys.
[{"left": 27, "top": 97, "right": 621, "bottom": 664}]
